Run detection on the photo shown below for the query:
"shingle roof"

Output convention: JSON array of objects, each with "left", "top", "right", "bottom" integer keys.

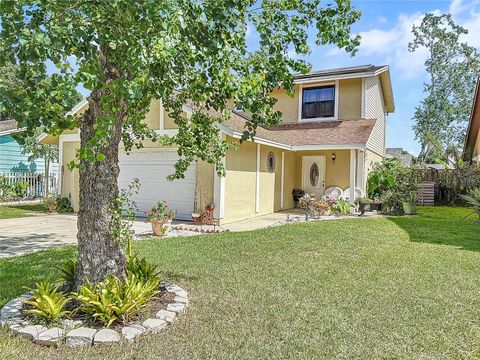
[
  {"left": 294, "top": 65, "right": 387, "bottom": 81},
  {"left": 0, "top": 120, "right": 18, "bottom": 134},
  {"left": 222, "top": 112, "right": 376, "bottom": 148}
]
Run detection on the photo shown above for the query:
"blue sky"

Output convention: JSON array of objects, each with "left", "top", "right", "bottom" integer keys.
[{"left": 272, "top": 0, "right": 480, "bottom": 155}]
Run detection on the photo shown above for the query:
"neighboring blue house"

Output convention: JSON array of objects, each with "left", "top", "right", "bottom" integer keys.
[{"left": 0, "top": 120, "right": 58, "bottom": 174}]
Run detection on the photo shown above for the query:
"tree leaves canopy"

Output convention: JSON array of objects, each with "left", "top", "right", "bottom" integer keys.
[
  {"left": 409, "top": 13, "right": 480, "bottom": 162},
  {"left": 1, "top": 0, "right": 360, "bottom": 177}
]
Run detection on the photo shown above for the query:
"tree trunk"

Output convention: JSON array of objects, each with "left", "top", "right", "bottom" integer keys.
[{"left": 74, "top": 90, "right": 126, "bottom": 286}]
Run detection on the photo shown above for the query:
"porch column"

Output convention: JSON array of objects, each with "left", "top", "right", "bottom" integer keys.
[
  {"left": 280, "top": 151, "right": 285, "bottom": 209},
  {"left": 214, "top": 155, "right": 226, "bottom": 220},
  {"left": 349, "top": 149, "right": 356, "bottom": 204},
  {"left": 255, "top": 144, "right": 260, "bottom": 213}
]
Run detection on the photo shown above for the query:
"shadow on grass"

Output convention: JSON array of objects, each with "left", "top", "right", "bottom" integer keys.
[
  {"left": 387, "top": 206, "right": 480, "bottom": 252},
  {"left": 0, "top": 247, "right": 76, "bottom": 307}
]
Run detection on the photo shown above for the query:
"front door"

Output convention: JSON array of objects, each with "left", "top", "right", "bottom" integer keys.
[{"left": 302, "top": 156, "right": 326, "bottom": 197}]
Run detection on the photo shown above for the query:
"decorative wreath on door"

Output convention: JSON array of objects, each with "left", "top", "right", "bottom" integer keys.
[{"left": 266, "top": 152, "right": 276, "bottom": 173}]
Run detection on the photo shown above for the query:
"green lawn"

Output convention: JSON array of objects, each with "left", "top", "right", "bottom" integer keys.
[
  {"left": 0, "top": 203, "right": 47, "bottom": 219},
  {"left": 0, "top": 207, "right": 479, "bottom": 359}
]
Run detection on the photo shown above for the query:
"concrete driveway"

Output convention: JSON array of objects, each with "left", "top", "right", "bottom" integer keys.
[{"left": 0, "top": 214, "right": 153, "bottom": 258}]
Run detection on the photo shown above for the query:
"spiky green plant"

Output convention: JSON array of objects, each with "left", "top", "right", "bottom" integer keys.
[
  {"left": 56, "top": 259, "right": 77, "bottom": 290},
  {"left": 74, "top": 274, "right": 160, "bottom": 327},
  {"left": 24, "top": 281, "right": 70, "bottom": 322},
  {"left": 460, "top": 188, "right": 480, "bottom": 222}
]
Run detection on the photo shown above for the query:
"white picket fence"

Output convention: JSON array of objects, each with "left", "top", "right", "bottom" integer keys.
[{"left": 0, "top": 172, "right": 58, "bottom": 198}]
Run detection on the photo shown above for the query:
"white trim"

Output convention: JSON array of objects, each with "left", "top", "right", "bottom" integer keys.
[
  {"left": 349, "top": 149, "right": 356, "bottom": 204},
  {"left": 159, "top": 100, "right": 165, "bottom": 130},
  {"left": 255, "top": 144, "right": 260, "bottom": 213},
  {"left": 66, "top": 98, "right": 88, "bottom": 116},
  {"left": 293, "top": 66, "right": 389, "bottom": 84},
  {"left": 0, "top": 128, "right": 25, "bottom": 137},
  {"left": 280, "top": 152, "right": 285, "bottom": 209},
  {"left": 301, "top": 155, "right": 326, "bottom": 196},
  {"left": 216, "top": 123, "right": 291, "bottom": 150},
  {"left": 356, "top": 149, "right": 365, "bottom": 192},
  {"left": 365, "top": 146, "right": 385, "bottom": 158},
  {"left": 292, "top": 144, "right": 365, "bottom": 151},
  {"left": 59, "top": 133, "right": 80, "bottom": 142},
  {"left": 213, "top": 157, "right": 226, "bottom": 219},
  {"left": 297, "top": 81, "right": 339, "bottom": 122}
]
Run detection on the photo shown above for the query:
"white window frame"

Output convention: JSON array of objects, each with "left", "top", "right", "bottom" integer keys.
[{"left": 297, "top": 80, "right": 339, "bottom": 122}]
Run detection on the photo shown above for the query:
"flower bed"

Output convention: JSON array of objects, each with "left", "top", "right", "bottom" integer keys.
[{"left": 0, "top": 281, "right": 189, "bottom": 347}]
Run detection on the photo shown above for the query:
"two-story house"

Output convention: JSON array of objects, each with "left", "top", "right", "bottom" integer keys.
[{"left": 39, "top": 64, "right": 395, "bottom": 224}]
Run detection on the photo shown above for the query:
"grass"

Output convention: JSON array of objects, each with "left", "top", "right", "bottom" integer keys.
[
  {"left": 0, "top": 206, "right": 479, "bottom": 359},
  {"left": 0, "top": 203, "right": 47, "bottom": 219}
]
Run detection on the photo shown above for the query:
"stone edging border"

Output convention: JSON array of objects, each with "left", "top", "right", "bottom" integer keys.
[{"left": 0, "top": 281, "right": 188, "bottom": 347}]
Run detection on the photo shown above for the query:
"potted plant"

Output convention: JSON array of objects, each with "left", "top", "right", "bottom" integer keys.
[
  {"left": 292, "top": 189, "right": 305, "bottom": 207},
  {"left": 146, "top": 201, "right": 176, "bottom": 236},
  {"left": 205, "top": 202, "right": 215, "bottom": 211},
  {"left": 356, "top": 197, "right": 372, "bottom": 216},
  {"left": 401, "top": 192, "right": 417, "bottom": 215}
]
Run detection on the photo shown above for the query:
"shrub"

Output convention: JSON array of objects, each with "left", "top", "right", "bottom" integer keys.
[
  {"left": 74, "top": 274, "right": 160, "bottom": 327},
  {"left": 311, "top": 199, "right": 331, "bottom": 216},
  {"left": 56, "top": 259, "right": 77, "bottom": 290},
  {"left": 126, "top": 255, "right": 160, "bottom": 282},
  {"left": 0, "top": 178, "right": 29, "bottom": 201},
  {"left": 24, "top": 281, "right": 70, "bottom": 322},
  {"left": 331, "top": 199, "right": 353, "bottom": 215},
  {"left": 12, "top": 181, "right": 29, "bottom": 198},
  {"left": 380, "top": 190, "right": 404, "bottom": 216},
  {"left": 460, "top": 188, "right": 480, "bottom": 222},
  {"left": 43, "top": 194, "right": 73, "bottom": 213}
]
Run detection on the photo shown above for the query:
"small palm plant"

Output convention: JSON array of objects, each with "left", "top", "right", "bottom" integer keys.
[
  {"left": 460, "top": 188, "right": 480, "bottom": 222},
  {"left": 24, "top": 281, "right": 70, "bottom": 322}
]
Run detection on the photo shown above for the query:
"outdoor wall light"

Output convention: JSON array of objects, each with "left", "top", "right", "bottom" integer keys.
[{"left": 331, "top": 152, "right": 336, "bottom": 162}]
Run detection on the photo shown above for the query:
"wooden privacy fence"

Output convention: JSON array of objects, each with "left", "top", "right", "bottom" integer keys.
[
  {"left": 0, "top": 172, "right": 58, "bottom": 198},
  {"left": 416, "top": 166, "right": 480, "bottom": 204}
]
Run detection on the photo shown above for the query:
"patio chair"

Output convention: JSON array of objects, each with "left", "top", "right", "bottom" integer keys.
[
  {"left": 324, "top": 187, "right": 343, "bottom": 200},
  {"left": 341, "top": 187, "right": 364, "bottom": 202}
]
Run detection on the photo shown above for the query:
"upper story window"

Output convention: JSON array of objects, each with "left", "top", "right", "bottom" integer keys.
[{"left": 301, "top": 85, "right": 335, "bottom": 119}]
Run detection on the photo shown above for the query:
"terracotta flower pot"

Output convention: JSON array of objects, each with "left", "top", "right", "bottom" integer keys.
[{"left": 151, "top": 218, "right": 172, "bottom": 236}]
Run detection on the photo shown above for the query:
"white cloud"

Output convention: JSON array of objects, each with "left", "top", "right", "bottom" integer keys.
[
  {"left": 357, "top": 12, "right": 431, "bottom": 80},
  {"left": 449, "top": 0, "right": 468, "bottom": 16}
]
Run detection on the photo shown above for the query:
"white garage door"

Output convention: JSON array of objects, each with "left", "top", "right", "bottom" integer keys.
[{"left": 118, "top": 150, "right": 196, "bottom": 220}]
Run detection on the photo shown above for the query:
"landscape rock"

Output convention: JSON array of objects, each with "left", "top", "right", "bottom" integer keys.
[
  {"left": 94, "top": 329, "right": 120, "bottom": 344},
  {"left": 142, "top": 318, "right": 167, "bottom": 333},
  {"left": 155, "top": 309, "right": 176, "bottom": 323},
  {"left": 167, "top": 302, "right": 186, "bottom": 314},
  {"left": 35, "top": 327, "right": 65, "bottom": 347},
  {"left": 166, "top": 284, "right": 182, "bottom": 293},
  {"left": 121, "top": 325, "right": 145, "bottom": 342},
  {"left": 174, "top": 290, "right": 188, "bottom": 298},
  {"left": 16, "top": 325, "right": 48, "bottom": 340},
  {"left": 65, "top": 327, "right": 97, "bottom": 347},
  {"left": 0, "top": 298, "right": 23, "bottom": 319},
  {"left": 174, "top": 296, "right": 189, "bottom": 304}
]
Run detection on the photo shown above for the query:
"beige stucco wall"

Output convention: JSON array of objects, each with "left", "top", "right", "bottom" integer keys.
[
  {"left": 271, "top": 79, "right": 362, "bottom": 124},
  {"left": 338, "top": 78, "right": 362, "bottom": 119},
  {"left": 195, "top": 160, "right": 214, "bottom": 212},
  {"left": 272, "top": 86, "right": 299, "bottom": 124},
  {"left": 61, "top": 141, "right": 80, "bottom": 211},
  {"left": 223, "top": 138, "right": 257, "bottom": 223},
  {"left": 144, "top": 100, "right": 160, "bottom": 130},
  {"left": 474, "top": 131, "right": 480, "bottom": 161}
]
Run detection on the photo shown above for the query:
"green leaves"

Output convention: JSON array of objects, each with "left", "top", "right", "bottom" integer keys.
[
  {"left": 1, "top": 0, "right": 360, "bottom": 176},
  {"left": 409, "top": 13, "right": 480, "bottom": 160},
  {"left": 24, "top": 281, "right": 71, "bottom": 322}
]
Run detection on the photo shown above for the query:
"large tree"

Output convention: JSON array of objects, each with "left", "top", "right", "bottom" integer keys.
[
  {"left": 409, "top": 13, "right": 480, "bottom": 163},
  {"left": 0, "top": 0, "right": 360, "bottom": 286}
]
